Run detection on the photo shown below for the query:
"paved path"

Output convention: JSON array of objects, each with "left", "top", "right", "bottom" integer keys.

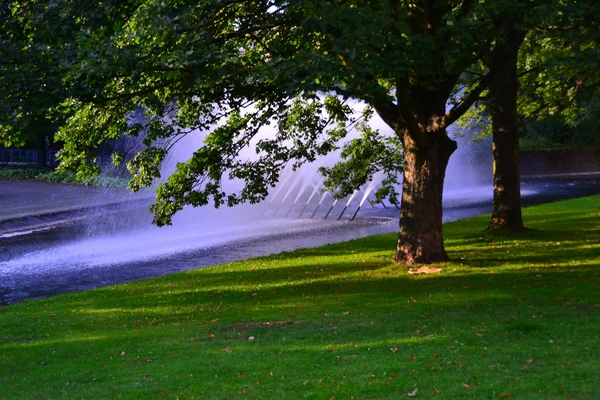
[{"left": 2, "top": 174, "right": 600, "bottom": 235}]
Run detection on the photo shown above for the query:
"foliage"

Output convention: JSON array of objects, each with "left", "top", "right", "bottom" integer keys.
[
  {"left": 319, "top": 116, "right": 403, "bottom": 205},
  {"left": 457, "top": 94, "right": 600, "bottom": 151},
  {"left": 518, "top": 5, "right": 600, "bottom": 125},
  {"left": 0, "top": 0, "right": 139, "bottom": 147},
  {"left": 519, "top": 95, "right": 600, "bottom": 150},
  {"left": 1, "top": 195, "right": 599, "bottom": 398},
  {"left": 2, "top": 0, "right": 506, "bottom": 226},
  {"left": 455, "top": 0, "right": 600, "bottom": 150},
  {"left": 0, "top": 1, "right": 62, "bottom": 146},
  {"left": 0, "top": 165, "right": 45, "bottom": 180},
  {"left": 516, "top": 8, "right": 600, "bottom": 149}
]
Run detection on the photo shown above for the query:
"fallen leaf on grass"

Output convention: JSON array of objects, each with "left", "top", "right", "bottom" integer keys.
[
  {"left": 408, "top": 267, "right": 442, "bottom": 275},
  {"left": 499, "top": 393, "right": 512, "bottom": 398},
  {"left": 223, "top": 347, "right": 232, "bottom": 353},
  {"left": 407, "top": 388, "right": 418, "bottom": 397},
  {"left": 462, "top": 383, "right": 470, "bottom": 389}
]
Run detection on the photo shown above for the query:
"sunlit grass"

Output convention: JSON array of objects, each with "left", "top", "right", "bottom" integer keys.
[{"left": 1, "top": 195, "right": 598, "bottom": 399}]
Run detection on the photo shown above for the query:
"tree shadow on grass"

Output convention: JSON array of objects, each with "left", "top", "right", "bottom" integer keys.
[
  {"left": 3, "top": 260, "right": 598, "bottom": 360},
  {"left": 35, "top": 256, "right": 599, "bottom": 326},
  {"left": 2, "top": 247, "right": 598, "bottom": 400}
]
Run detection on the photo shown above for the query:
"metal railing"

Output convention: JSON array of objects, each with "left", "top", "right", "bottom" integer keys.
[{"left": 0, "top": 149, "right": 58, "bottom": 166}]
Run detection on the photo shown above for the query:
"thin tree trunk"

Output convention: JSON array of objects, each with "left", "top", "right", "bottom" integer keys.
[
  {"left": 36, "top": 134, "right": 48, "bottom": 167},
  {"left": 488, "top": 31, "right": 526, "bottom": 231},
  {"left": 396, "top": 132, "right": 457, "bottom": 264}
]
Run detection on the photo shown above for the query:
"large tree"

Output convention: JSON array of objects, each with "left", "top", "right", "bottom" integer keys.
[
  {"left": 490, "top": 0, "right": 600, "bottom": 231},
  {"left": 4, "top": 0, "right": 514, "bottom": 264}
]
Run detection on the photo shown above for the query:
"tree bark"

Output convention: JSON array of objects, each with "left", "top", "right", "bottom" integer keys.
[
  {"left": 487, "top": 31, "right": 526, "bottom": 231},
  {"left": 396, "top": 131, "right": 457, "bottom": 264}
]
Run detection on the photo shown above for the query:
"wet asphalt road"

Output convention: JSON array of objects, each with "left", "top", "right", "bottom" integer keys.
[{"left": 1, "top": 175, "right": 599, "bottom": 305}]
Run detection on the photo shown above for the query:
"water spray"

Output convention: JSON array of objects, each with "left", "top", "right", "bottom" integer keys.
[
  {"left": 298, "top": 203, "right": 309, "bottom": 217},
  {"left": 350, "top": 206, "right": 361, "bottom": 221},
  {"left": 287, "top": 178, "right": 319, "bottom": 217},
  {"left": 311, "top": 191, "right": 329, "bottom": 218},
  {"left": 337, "top": 189, "right": 358, "bottom": 220},
  {"left": 300, "top": 178, "right": 324, "bottom": 218},
  {"left": 324, "top": 199, "right": 338, "bottom": 219},
  {"left": 271, "top": 203, "right": 284, "bottom": 217},
  {"left": 273, "top": 174, "right": 304, "bottom": 217},
  {"left": 337, "top": 205, "right": 348, "bottom": 220},
  {"left": 261, "top": 172, "right": 297, "bottom": 217},
  {"left": 284, "top": 205, "right": 295, "bottom": 217},
  {"left": 310, "top": 204, "right": 321, "bottom": 218}
]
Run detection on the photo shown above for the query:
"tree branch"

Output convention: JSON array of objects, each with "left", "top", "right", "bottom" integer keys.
[
  {"left": 219, "top": 22, "right": 295, "bottom": 39},
  {"left": 444, "top": 72, "right": 495, "bottom": 127},
  {"left": 524, "top": 67, "right": 600, "bottom": 119},
  {"left": 457, "top": 0, "right": 476, "bottom": 19},
  {"left": 373, "top": 100, "right": 402, "bottom": 132},
  {"left": 517, "top": 65, "right": 544, "bottom": 78}
]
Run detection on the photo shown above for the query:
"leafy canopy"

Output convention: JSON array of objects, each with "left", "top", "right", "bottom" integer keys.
[
  {"left": 456, "top": 0, "right": 600, "bottom": 143},
  {"left": 4, "top": 0, "right": 508, "bottom": 225},
  {"left": 0, "top": 0, "right": 137, "bottom": 146}
]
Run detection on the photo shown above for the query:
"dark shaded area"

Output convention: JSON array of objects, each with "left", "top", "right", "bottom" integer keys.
[{"left": 520, "top": 148, "right": 600, "bottom": 176}]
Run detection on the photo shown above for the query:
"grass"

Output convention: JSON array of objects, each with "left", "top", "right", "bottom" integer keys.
[
  {"left": 0, "top": 165, "right": 128, "bottom": 188},
  {"left": 1, "top": 196, "right": 599, "bottom": 399}
]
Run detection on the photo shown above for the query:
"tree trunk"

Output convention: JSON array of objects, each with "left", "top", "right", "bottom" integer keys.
[
  {"left": 487, "top": 31, "right": 526, "bottom": 231},
  {"left": 36, "top": 134, "right": 48, "bottom": 167},
  {"left": 396, "top": 132, "right": 457, "bottom": 264}
]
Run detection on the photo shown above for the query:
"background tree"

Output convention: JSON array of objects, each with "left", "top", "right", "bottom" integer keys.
[
  {"left": 485, "top": 22, "right": 527, "bottom": 231},
  {"left": 493, "top": 0, "right": 599, "bottom": 230},
  {"left": 0, "top": 1, "right": 65, "bottom": 166},
  {"left": 0, "top": 0, "right": 138, "bottom": 165},
  {"left": 458, "top": 0, "right": 599, "bottom": 231},
  {"left": 518, "top": 2, "right": 600, "bottom": 146},
  {"left": 519, "top": 94, "right": 600, "bottom": 150}
]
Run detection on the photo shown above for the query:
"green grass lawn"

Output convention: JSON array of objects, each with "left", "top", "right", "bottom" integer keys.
[{"left": 1, "top": 196, "right": 598, "bottom": 399}]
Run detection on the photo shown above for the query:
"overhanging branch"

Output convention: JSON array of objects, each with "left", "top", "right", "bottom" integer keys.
[
  {"left": 444, "top": 72, "right": 495, "bottom": 127},
  {"left": 372, "top": 100, "right": 402, "bottom": 132}
]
